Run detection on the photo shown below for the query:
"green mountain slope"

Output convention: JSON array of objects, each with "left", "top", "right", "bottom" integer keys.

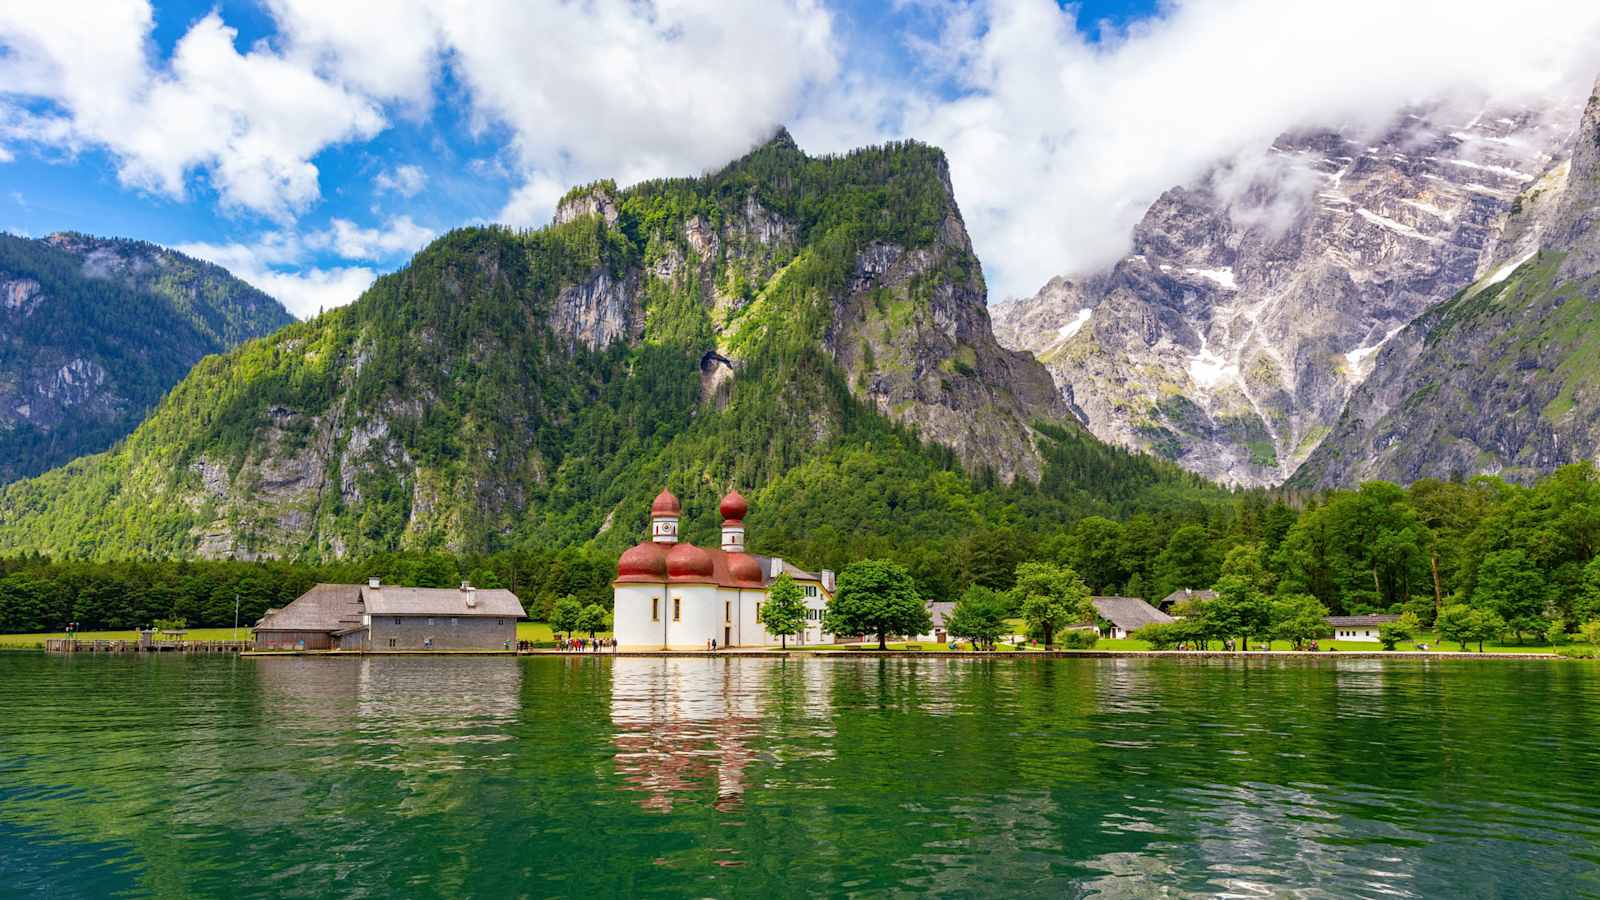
[
  {"left": 0, "top": 233, "right": 294, "bottom": 484},
  {"left": 1292, "top": 81, "right": 1600, "bottom": 488},
  {"left": 0, "top": 133, "right": 1223, "bottom": 562}
]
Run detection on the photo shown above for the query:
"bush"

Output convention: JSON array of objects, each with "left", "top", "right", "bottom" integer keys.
[
  {"left": 1547, "top": 621, "right": 1573, "bottom": 646},
  {"left": 1557, "top": 645, "right": 1600, "bottom": 659},
  {"left": 1581, "top": 620, "right": 1600, "bottom": 646},
  {"left": 1059, "top": 629, "right": 1099, "bottom": 649}
]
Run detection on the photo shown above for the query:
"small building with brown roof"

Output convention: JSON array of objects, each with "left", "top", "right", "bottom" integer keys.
[
  {"left": 253, "top": 579, "right": 525, "bottom": 651},
  {"left": 1092, "top": 596, "right": 1175, "bottom": 639}
]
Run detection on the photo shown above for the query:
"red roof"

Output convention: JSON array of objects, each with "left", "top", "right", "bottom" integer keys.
[
  {"left": 614, "top": 544, "right": 767, "bottom": 588},
  {"left": 719, "top": 489, "right": 749, "bottom": 523},
  {"left": 616, "top": 541, "right": 669, "bottom": 580},
  {"left": 651, "top": 489, "right": 681, "bottom": 516}
]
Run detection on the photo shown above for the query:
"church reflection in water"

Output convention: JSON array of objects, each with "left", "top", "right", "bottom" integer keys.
[{"left": 609, "top": 658, "right": 771, "bottom": 812}]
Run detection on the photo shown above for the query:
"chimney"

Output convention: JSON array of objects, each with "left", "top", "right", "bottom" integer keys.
[
  {"left": 368, "top": 577, "right": 381, "bottom": 589},
  {"left": 822, "top": 569, "right": 835, "bottom": 592},
  {"left": 466, "top": 588, "right": 477, "bottom": 608},
  {"left": 770, "top": 557, "right": 784, "bottom": 577}
]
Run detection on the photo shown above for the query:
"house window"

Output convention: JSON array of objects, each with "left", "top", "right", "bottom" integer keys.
[
  {"left": 673, "top": 597, "right": 681, "bottom": 621},
  {"left": 451, "top": 617, "right": 459, "bottom": 626},
  {"left": 652, "top": 598, "right": 660, "bottom": 622},
  {"left": 428, "top": 617, "right": 435, "bottom": 626},
  {"left": 388, "top": 639, "right": 396, "bottom": 648},
  {"left": 755, "top": 603, "right": 763, "bottom": 623},
  {"left": 804, "top": 585, "right": 818, "bottom": 598},
  {"left": 496, "top": 618, "right": 505, "bottom": 626},
  {"left": 394, "top": 617, "right": 402, "bottom": 625}
]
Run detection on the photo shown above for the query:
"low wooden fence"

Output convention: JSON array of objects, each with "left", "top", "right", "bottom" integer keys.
[{"left": 43, "top": 639, "right": 252, "bottom": 654}]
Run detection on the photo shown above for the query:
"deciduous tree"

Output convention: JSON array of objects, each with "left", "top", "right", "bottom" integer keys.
[
  {"left": 761, "top": 573, "right": 806, "bottom": 650},
  {"left": 824, "top": 560, "right": 929, "bottom": 650},
  {"left": 1013, "top": 562, "right": 1091, "bottom": 650}
]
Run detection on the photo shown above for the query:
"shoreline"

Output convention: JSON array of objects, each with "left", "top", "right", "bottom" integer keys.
[{"left": 228, "top": 647, "right": 1563, "bottom": 661}]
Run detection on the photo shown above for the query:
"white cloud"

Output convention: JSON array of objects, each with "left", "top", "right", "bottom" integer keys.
[
  {"left": 802, "top": 0, "right": 1600, "bottom": 300},
  {"left": 316, "top": 215, "right": 436, "bottom": 260},
  {"left": 497, "top": 173, "right": 567, "bottom": 229},
  {"left": 177, "top": 234, "right": 376, "bottom": 319},
  {"left": 10, "top": 0, "right": 1600, "bottom": 309},
  {"left": 176, "top": 214, "right": 433, "bottom": 317},
  {"left": 374, "top": 163, "right": 427, "bottom": 197},
  {"left": 259, "top": 0, "right": 840, "bottom": 220},
  {"left": 0, "top": 2, "right": 385, "bottom": 221}
]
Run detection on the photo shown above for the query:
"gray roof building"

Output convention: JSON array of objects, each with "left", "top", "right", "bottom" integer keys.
[
  {"left": 254, "top": 580, "right": 525, "bottom": 651},
  {"left": 1092, "top": 596, "right": 1175, "bottom": 637},
  {"left": 1161, "top": 588, "right": 1216, "bottom": 609},
  {"left": 1325, "top": 614, "right": 1399, "bottom": 627}
]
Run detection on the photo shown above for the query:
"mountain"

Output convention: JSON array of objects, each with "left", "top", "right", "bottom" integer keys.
[
  {"left": 0, "top": 133, "right": 1217, "bottom": 562},
  {"left": 992, "top": 98, "right": 1580, "bottom": 487},
  {"left": 1292, "top": 80, "right": 1600, "bottom": 488},
  {"left": 0, "top": 233, "right": 295, "bottom": 484}
]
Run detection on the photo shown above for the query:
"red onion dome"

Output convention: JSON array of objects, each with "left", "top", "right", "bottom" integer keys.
[
  {"left": 666, "top": 542, "right": 715, "bottom": 578},
  {"left": 616, "top": 541, "right": 668, "bottom": 579},
  {"left": 719, "top": 489, "right": 749, "bottom": 523},
  {"left": 728, "top": 553, "right": 763, "bottom": 584},
  {"left": 651, "top": 488, "right": 681, "bottom": 516}
]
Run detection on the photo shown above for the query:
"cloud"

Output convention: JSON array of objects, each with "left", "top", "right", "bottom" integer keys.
[
  {"left": 0, "top": 2, "right": 385, "bottom": 221},
  {"left": 317, "top": 215, "right": 436, "bottom": 260},
  {"left": 177, "top": 234, "right": 376, "bottom": 319},
  {"left": 374, "top": 163, "right": 427, "bottom": 197},
  {"left": 257, "top": 0, "right": 839, "bottom": 220},
  {"left": 176, "top": 215, "right": 434, "bottom": 317},
  {"left": 497, "top": 173, "right": 567, "bottom": 229},
  {"left": 815, "top": 0, "right": 1600, "bottom": 300},
  {"left": 10, "top": 0, "right": 1600, "bottom": 308}
]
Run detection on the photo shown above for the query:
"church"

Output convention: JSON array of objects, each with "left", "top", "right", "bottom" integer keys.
[{"left": 612, "top": 489, "right": 835, "bottom": 650}]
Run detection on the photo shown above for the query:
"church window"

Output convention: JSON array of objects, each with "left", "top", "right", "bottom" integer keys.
[
  {"left": 652, "top": 598, "right": 660, "bottom": 621},
  {"left": 673, "top": 597, "right": 681, "bottom": 621},
  {"left": 725, "top": 601, "right": 731, "bottom": 623}
]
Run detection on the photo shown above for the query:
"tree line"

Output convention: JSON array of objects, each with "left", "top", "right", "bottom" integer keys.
[{"left": 5, "top": 463, "right": 1598, "bottom": 647}]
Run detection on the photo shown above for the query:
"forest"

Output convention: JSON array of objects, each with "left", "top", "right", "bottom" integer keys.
[{"left": 4, "top": 461, "right": 1597, "bottom": 640}]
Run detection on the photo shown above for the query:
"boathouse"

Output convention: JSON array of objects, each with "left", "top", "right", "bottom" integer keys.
[{"left": 253, "top": 579, "right": 525, "bottom": 650}]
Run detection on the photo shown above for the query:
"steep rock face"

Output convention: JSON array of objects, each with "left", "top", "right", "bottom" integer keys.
[
  {"left": 1295, "top": 80, "right": 1600, "bottom": 487},
  {"left": 0, "top": 233, "right": 294, "bottom": 484},
  {"left": 993, "top": 102, "right": 1579, "bottom": 486},
  {"left": 0, "top": 134, "right": 1076, "bottom": 560}
]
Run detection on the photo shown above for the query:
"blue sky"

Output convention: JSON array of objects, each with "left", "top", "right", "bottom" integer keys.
[{"left": 3, "top": 0, "right": 1597, "bottom": 316}]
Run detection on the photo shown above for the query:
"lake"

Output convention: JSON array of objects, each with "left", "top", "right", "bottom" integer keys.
[{"left": 2, "top": 654, "right": 1598, "bottom": 897}]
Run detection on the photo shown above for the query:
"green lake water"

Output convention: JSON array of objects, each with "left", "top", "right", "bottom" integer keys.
[{"left": 2, "top": 654, "right": 1599, "bottom": 897}]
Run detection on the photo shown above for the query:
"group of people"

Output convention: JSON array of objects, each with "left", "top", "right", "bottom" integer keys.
[{"left": 560, "top": 637, "right": 614, "bottom": 653}]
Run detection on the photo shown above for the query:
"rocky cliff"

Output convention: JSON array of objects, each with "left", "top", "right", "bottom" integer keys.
[
  {"left": 992, "top": 100, "right": 1580, "bottom": 486},
  {"left": 0, "top": 133, "right": 1094, "bottom": 561},
  {"left": 0, "top": 233, "right": 293, "bottom": 484},
  {"left": 1293, "top": 80, "right": 1600, "bottom": 487}
]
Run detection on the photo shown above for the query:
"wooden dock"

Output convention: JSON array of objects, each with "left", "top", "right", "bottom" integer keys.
[{"left": 44, "top": 638, "right": 252, "bottom": 654}]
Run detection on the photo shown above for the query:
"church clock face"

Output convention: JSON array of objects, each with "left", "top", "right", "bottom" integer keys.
[{"left": 653, "top": 519, "right": 678, "bottom": 538}]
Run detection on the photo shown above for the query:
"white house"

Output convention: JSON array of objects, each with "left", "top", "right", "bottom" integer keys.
[
  {"left": 1325, "top": 614, "right": 1399, "bottom": 643},
  {"left": 612, "top": 489, "right": 835, "bottom": 650}
]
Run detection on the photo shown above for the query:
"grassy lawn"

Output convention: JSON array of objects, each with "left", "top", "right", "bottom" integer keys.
[
  {"left": 0, "top": 627, "right": 247, "bottom": 648},
  {"left": 1, "top": 621, "right": 594, "bottom": 649}
]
